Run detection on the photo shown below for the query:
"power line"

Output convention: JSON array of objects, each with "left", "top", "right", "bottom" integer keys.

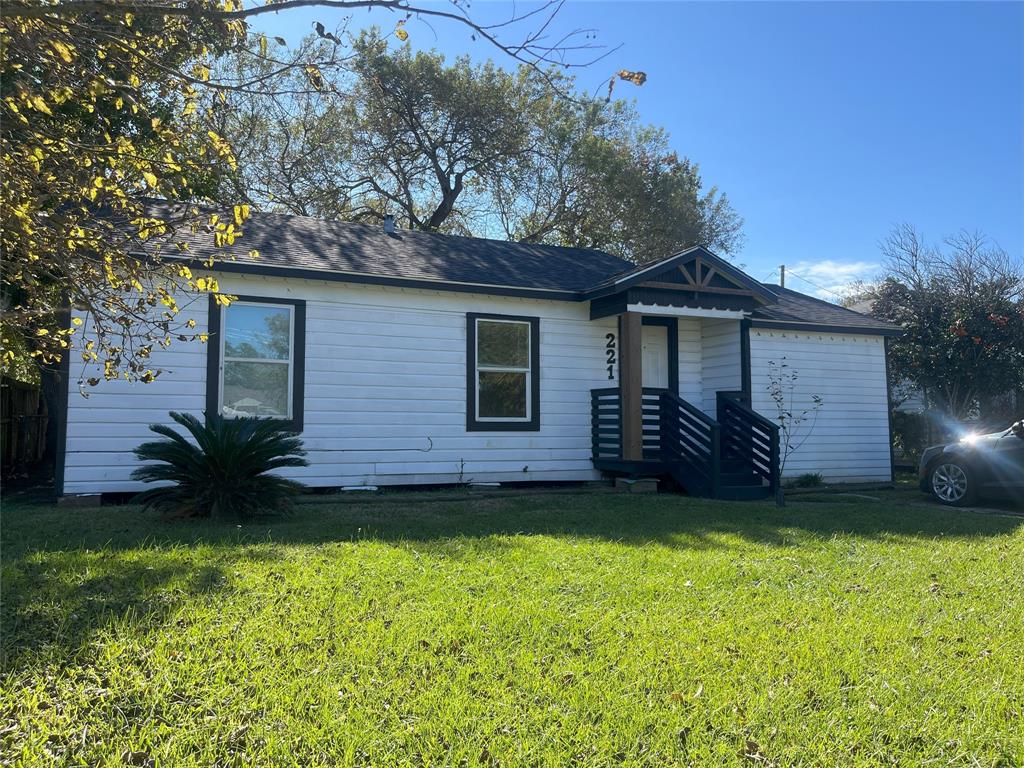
[{"left": 785, "top": 269, "right": 850, "bottom": 302}]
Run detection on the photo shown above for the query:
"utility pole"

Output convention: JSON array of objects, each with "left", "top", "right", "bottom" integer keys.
[{"left": 779, "top": 264, "right": 785, "bottom": 288}]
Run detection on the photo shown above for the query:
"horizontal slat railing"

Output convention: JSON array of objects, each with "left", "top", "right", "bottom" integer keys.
[
  {"left": 642, "top": 388, "right": 667, "bottom": 459},
  {"left": 591, "top": 388, "right": 621, "bottom": 459},
  {"left": 717, "top": 391, "right": 780, "bottom": 493},
  {"left": 659, "top": 390, "right": 720, "bottom": 496}
]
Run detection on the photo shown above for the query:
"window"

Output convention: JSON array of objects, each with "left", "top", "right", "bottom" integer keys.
[
  {"left": 466, "top": 313, "right": 540, "bottom": 431},
  {"left": 207, "top": 295, "right": 306, "bottom": 431}
]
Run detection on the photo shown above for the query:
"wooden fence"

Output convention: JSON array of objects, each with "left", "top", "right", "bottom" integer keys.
[{"left": 1, "top": 379, "right": 49, "bottom": 473}]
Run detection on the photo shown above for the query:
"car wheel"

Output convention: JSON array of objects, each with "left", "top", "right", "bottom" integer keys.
[{"left": 929, "top": 461, "right": 976, "bottom": 506}]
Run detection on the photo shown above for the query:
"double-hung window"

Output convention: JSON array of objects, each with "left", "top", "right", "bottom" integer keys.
[
  {"left": 207, "top": 295, "right": 306, "bottom": 431},
  {"left": 466, "top": 313, "right": 540, "bottom": 431}
]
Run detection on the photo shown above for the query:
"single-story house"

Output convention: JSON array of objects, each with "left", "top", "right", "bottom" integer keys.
[{"left": 58, "top": 212, "right": 901, "bottom": 499}]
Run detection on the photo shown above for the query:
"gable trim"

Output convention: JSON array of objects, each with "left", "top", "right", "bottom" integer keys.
[{"left": 582, "top": 246, "right": 777, "bottom": 303}]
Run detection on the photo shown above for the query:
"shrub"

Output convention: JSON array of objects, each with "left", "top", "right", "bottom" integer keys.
[
  {"left": 131, "top": 411, "right": 308, "bottom": 519},
  {"left": 788, "top": 472, "right": 824, "bottom": 489}
]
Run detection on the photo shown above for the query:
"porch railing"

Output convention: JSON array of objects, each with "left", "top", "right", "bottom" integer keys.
[
  {"left": 659, "top": 390, "right": 720, "bottom": 497},
  {"left": 716, "top": 391, "right": 780, "bottom": 494},
  {"left": 590, "top": 388, "right": 621, "bottom": 459}
]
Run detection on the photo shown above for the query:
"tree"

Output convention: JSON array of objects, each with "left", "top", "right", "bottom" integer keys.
[
  {"left": 765, "top": 357, "right": 824, "bottom": 506},
  {"left": 867, "top": 224, "right": 1024, "bottom": 421},
  {"left": 1, "top": 0, "right": 612, "bottom": 384},
  {"left": 220, "top": 35, "right": 742, "bottom": 260}
]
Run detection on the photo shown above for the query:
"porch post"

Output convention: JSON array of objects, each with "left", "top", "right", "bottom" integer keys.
[{"left": 619, "top": 311, "right": 644, "bottom": 461}]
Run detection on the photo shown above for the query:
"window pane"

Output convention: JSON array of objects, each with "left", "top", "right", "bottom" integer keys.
[
  {"left": 478, "top": 321, "right": 529, "bottom": 368},
  {"left": 223, "top": 361, "right": 289, "bottom": 418},
  {"left": 224, "top": 304, "right": 291, "bottom": 360},
  {"left": 478, "top": 371, "right": 527, "bottom": 419}
]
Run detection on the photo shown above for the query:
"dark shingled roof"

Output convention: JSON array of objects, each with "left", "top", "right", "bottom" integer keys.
[
  {"left": 161, "top": 208, "right": 633, "bottom": 293},
  {"left": 753, "top": 285, "right": 901, "bottom": 333},
  {"left": 152, "top": 206, "right": 900, "bottom": 335}
]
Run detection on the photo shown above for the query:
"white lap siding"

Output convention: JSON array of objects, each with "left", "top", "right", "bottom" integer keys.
[
  {"left": 748, "top": 329, "right": 891, "bottom": 483},
  {"left": 63, "top": 274, "right": 616, "bottom": 494},
  {"left": 700, "top": 319, "right": 742, "bottom": 416}
]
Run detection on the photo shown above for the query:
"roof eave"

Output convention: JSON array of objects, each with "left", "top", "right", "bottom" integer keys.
[
  {"left": 749, "top": 318, "right": 904, "bottom": 337},
  {"left": 165, "top": 254, "right": 587, "bottom": 301}
]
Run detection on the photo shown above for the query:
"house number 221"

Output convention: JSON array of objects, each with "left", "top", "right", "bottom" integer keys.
[{"left": 605, "top": 333, "right": 616, "bottom": 380}]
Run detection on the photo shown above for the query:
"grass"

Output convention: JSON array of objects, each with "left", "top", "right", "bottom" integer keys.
[{"left": 2, "top": 484, "right": 1022, "bottom": 766}]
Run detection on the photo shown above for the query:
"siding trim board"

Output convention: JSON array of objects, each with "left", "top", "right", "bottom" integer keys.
[
  {"left": 54, "top": 306, "right": 72, "bottom": 497},
  {"left": 206, "top": 294, "right": 307, "bottom": 432},
  {"left": 740, "top": 318, "right": 752, "bottom": 401},
  {"left": 465, "top": 312, "right": 541, "bottom": 432}
]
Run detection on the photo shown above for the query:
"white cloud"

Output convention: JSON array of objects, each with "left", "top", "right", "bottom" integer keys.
[{"left": 782, "top": 260, "right": 878, "bottom": 301}]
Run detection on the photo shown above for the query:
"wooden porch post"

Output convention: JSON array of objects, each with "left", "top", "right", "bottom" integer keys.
[{"left": 619, "top": 311, "right": 643, "bottom": 460}]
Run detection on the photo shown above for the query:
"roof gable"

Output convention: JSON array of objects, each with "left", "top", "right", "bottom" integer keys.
[{"left": 583, "top": 246, "right": 777, "bottom": 303}]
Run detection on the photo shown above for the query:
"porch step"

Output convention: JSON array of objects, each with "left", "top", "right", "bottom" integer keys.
[{"left": 717, "top": 485, "right": 773, "bottom": 501}]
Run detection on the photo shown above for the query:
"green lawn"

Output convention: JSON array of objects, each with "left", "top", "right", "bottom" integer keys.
[{"left": 2, "top": 487, "right": 1022, "bottom": 766}]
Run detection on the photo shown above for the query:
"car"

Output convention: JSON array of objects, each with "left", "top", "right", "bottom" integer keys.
[{"left": 918, "top": 420, "right": 1024, "bottom": 507}]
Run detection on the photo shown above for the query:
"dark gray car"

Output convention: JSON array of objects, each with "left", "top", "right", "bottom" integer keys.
[{"left": 918, "top": 420, "right": 1024, "bottom": 507}]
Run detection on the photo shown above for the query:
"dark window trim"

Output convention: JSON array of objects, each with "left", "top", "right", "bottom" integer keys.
[
  {"left": 640, "top": 316, "right": 679, "bottom": 394},
  {"left": 206, "top": 294, "right": 306, "bottom": 432},
  {"left": 466, "top": 312, "right": 540, "bottom": 432}
]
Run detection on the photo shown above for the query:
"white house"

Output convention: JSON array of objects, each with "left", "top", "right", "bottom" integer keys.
[{"left": 57, "top": 211, "right": 901, "bottom": 499}]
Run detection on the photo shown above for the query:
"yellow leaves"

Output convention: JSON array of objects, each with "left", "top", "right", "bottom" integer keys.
[
  {"left": 395, "top": 21, "right": 409, "bottom": 42},
  {"left": 50, "top": 40, "right": 75, "bottom": 63},
  {"left": 193, "top": 63, "right": 211, "bottom": 82},
  {"left": 36, "top": 328, "right": 49, "bottom": 336},
  {"left": 178, "top": 265, "right": 193, "bottom": 279},
  {"left": 182, "top": 100, "right": 197, "bottom": 117},
  {"left": 124, "top": 12, "right": 135, "bottom": 27},
  {"left": 617, "top": 70, "right": 647, "bottom": 86},
  {"left": 206, "top": 130, "right": 236, "bottom": 170},
  {"left": 143, "top": 171, "right": 158, "bottom": 188},
  {"left": 195, "top": 277, "right": 219, "bottom": 292},
  {"left": 29, "top": 95, "right": 52, "bottom": 115},
  {"left": 258, "top": 34, "right": 268, "bottom": 58},
  {"left": 212, "top": 293, "right": 232, "bottom": 307},
  {"left": 304, "top": 65, "right": 324, "bottom": 91},
  {"left": 72, "top": 317, "right": 83, "bottom": 326},
  {"left": 233, "top": 204, "right": 250, "bottom": 226},
  {"left": 248, "top": 249, "right": 260, "bottom": 260},
  {"left": 162, "top": 153, "right": 182, "bottom": 172}
]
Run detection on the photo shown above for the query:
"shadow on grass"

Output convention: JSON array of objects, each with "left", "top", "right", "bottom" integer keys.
[
  {"left": 1, "top": 490, "right": 1020, "bottom": 677},
  {"left": 4, "top": 488, "right": 1021, "bottom": 557}
]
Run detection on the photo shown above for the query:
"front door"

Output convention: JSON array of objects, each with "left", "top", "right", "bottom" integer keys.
[{"left": 641, "top": 324, "right": 669, "bottom": 389}]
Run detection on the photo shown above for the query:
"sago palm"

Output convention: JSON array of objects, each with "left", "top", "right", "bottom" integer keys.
[{"left": 132, "top": 411, "right": 308, "bottom": 519}]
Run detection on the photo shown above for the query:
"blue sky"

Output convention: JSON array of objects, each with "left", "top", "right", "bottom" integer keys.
[{"left": 251, "top": 1, "right": 1023, "bottom": 298}]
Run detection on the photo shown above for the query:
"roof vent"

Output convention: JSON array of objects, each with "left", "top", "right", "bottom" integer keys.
[{"left": 383, "top": 214, "right": 395, "bottom": 234}]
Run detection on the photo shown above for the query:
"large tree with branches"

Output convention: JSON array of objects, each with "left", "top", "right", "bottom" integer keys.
[
  {"left": 1, "top": 0, "right": 614, "bottom": 385},
  {"left": 218, "top": 33, "right": 741, "bottom": 259},
  {"left": 867, "top": 224, "right": 1024, "bottom": 421}
]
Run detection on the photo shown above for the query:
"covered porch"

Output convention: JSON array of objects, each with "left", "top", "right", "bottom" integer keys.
[{"left": 582, "top": 247, "right": 781, "bottom": 499}]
